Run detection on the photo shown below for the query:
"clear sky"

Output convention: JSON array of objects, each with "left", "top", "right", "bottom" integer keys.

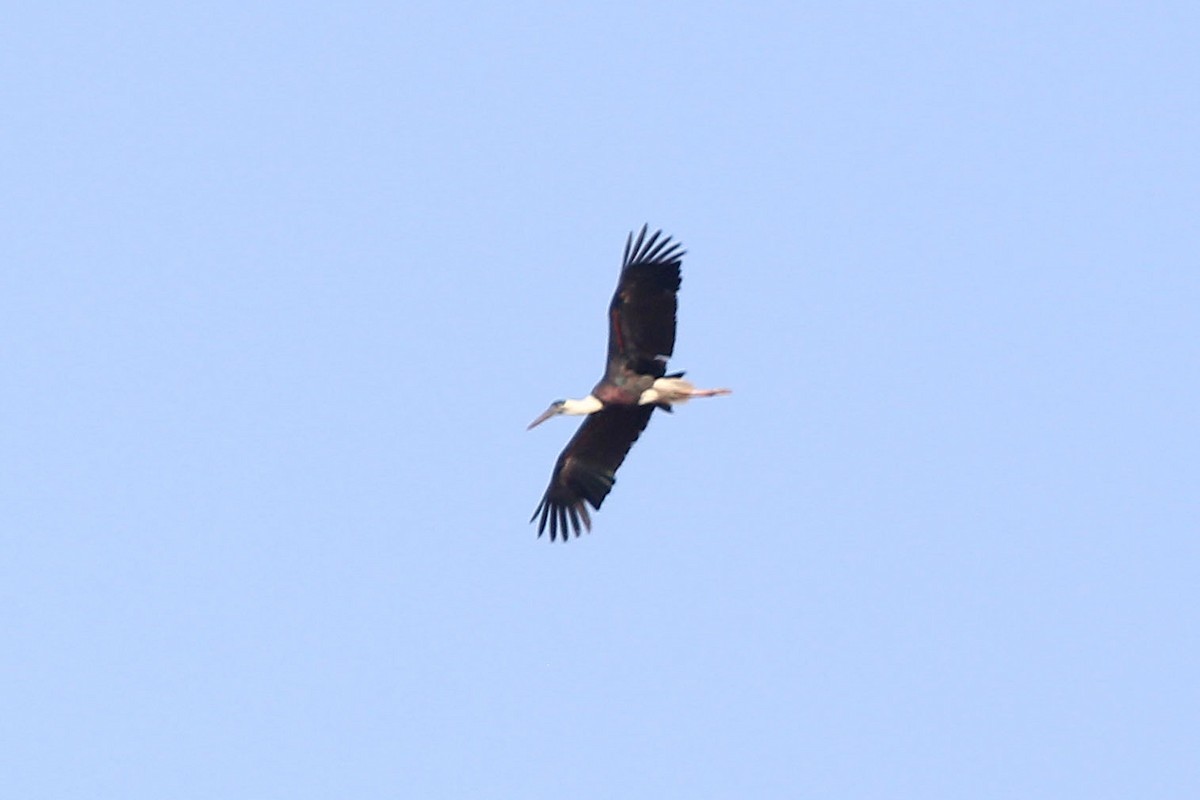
[{"left": 4, "top": 2, "right": 1198, "bottom": 797}]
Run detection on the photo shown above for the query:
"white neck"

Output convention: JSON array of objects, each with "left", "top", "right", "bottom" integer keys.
[{"left": 562, "top": 395, "right": 603, "bottom": 415}]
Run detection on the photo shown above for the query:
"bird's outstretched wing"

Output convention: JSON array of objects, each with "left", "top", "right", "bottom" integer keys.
[
  {"left": 606, "top": 225, "right": 684, "bottom": 373},
  {"left": 531, "top": 405, "right": 655, "bottom": 541}
]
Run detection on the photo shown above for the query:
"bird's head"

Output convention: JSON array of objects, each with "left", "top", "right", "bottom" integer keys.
[
  {"left": 527, "top": 400, "right": 567, "bottom": 430},
  {"left": 528, "top": 395, "right": 604, "bottom": 429}
]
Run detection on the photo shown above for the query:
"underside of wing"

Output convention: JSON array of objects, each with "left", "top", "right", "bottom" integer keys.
[
  {"left": 607, "top": 225, "right": 684, "bottom": 370},
  {"left": 531, "top": 405, "right": 656, "bottom": 541}
]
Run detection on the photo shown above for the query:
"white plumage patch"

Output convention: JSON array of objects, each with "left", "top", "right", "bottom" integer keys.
[{"left": 638, "top": 377, "right": 697, "bottom": 406}]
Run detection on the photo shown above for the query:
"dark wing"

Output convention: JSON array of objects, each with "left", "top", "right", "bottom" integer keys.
[
  {"left": 606, "top": 225, "right": 684, "bottom": 372},
  {"left": 530, "top": 405, "right": 656, "bottom": 541}
]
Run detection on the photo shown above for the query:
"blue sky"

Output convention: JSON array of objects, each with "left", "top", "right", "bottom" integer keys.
[{"left": 4, "top": 2, "right": 1198, "bottom": 797}]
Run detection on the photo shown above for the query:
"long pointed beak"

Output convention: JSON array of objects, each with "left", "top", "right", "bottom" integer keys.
[{"left": 526, "top": 406, "right": 559, "bottom": 430}]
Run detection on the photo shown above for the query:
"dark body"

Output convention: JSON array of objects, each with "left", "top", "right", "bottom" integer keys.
[{"left": 531, "top": 226, "right": 685, "bottom": 541}]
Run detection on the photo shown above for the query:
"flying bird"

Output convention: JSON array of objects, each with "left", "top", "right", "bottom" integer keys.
[{"left": 527, "top": 225, "right": 730, "bottom": 541}]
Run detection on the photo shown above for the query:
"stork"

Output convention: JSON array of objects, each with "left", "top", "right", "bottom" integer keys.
[{"left": 527, "top": 225, "right": 730, "bottom": 541}]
